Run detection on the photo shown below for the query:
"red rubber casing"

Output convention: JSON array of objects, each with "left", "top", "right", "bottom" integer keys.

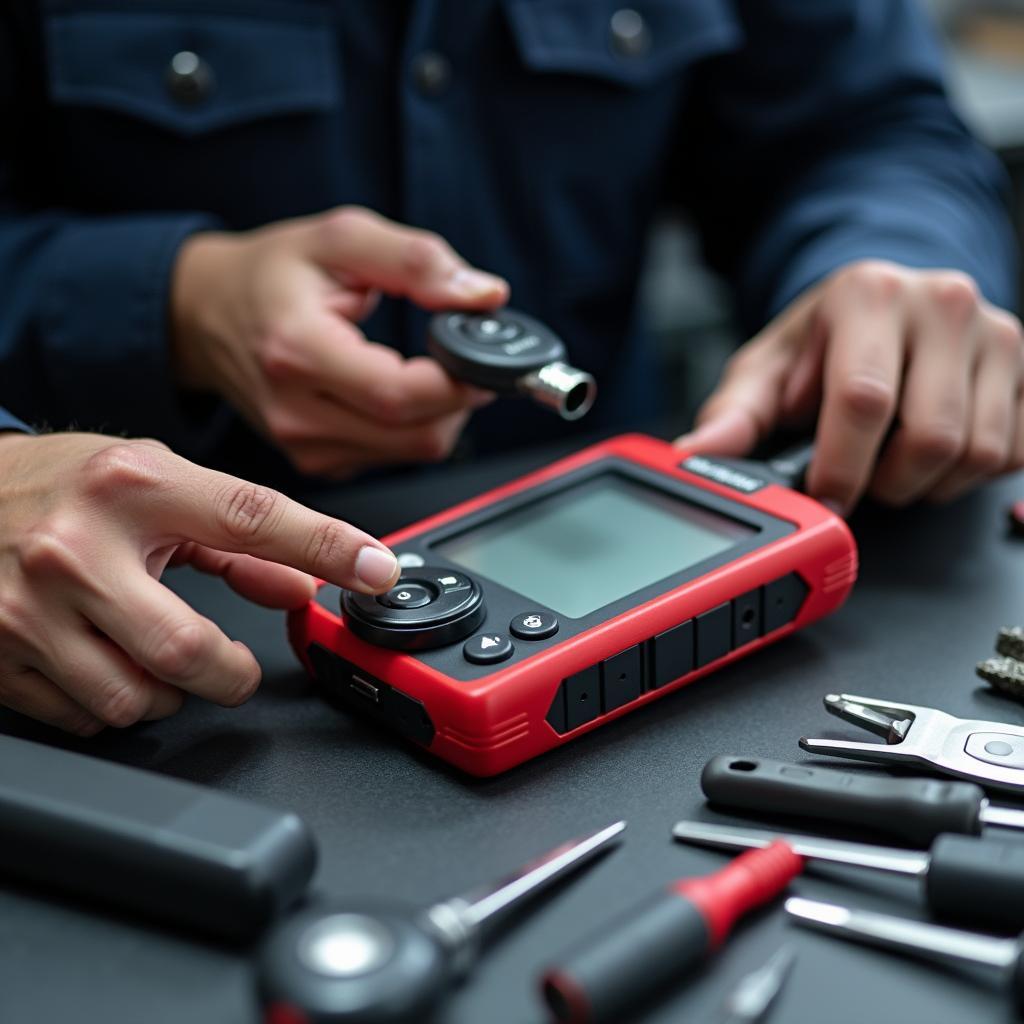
[{"left": 288, "top": 435, "right": 858, "bottom": 776}]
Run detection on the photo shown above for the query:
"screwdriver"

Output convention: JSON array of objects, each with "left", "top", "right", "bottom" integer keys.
[
  {"left": 720, "top": 946, "right": 795, "bottom": 1024},
  {"left": 673, "top": 819, "right": 1024, "bottom": 932},
  {"left": 701, "top": 755, "right": 1024, "bottom": 846},
  {"left": 786, "top": 897, "right": 1024, "bottom": 1012},
  {"left": 540, "top": 841, "right": 803, "bottom": 1024}
]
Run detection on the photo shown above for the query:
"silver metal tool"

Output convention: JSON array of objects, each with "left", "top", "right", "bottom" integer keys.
[
  {"left": 799, "top": 693, "right": 1024, "bottom": 792},
  {"left": 784, "top": 898, "right": 1024, "bottom": 1012},
  {"left": 721, "top": 946, "right": 796, "bottom": 1024}
]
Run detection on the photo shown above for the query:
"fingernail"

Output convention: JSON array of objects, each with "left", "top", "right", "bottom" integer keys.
[
  {"left": 355, "top": 546, "right": 399, "bottom": 589},
  {"left": 451, "top": 268, "right": 505, "bottom": 298}
]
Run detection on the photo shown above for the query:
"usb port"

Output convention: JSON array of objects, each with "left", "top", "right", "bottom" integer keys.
[{"left": 349, "top": 675, "right": 380, "bottom": 703}]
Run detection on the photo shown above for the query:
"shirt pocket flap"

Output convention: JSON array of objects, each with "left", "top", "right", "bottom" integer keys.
[
  {"left": 503, "top": 0, "right": 742, "bottom": 88},
  {"left": 45, "top": 9, "right": 339, "bottom": 137}
]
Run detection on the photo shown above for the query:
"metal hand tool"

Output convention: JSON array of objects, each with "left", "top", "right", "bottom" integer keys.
[
  {"left": 259, "top": 820, "right": 625, "bottom": 1024},
  {"left": 720, "top": 946, "right": 796, "bottom": 1024},
  {"left": 799, "top": 692, "right": 1024, "bottom": 792},
  {"left": 673, "top": 819, "right": 1024, "bottom": 931},
  {"left": 541, "top": 841, "right": 803, "bottom": 1024},
  {"left": 701, "top": 755, "right": 1024, "bottom": 846},
  {"left": 785, "top": 897, "right": 1024, "bottom": 1012}
]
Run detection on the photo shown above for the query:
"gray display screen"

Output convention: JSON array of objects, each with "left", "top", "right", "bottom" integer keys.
[{"left": 433, "top": 474, "right": 756, "bottom": 619}]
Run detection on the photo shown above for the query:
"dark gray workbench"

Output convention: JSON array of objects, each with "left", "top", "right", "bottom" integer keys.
[{"left": 2, "top": 436, "right": 1024, "bottom": 1024}]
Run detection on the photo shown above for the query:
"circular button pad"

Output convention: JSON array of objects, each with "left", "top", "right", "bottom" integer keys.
[
  {"left": 509, "top": 611, "right": 559, "bottom": 641},
  {"left": 378, "top": 583, "right": 434, "bottom": 610},
  {"left": 341, "top": 567, "right": 483, "bottom": 651},
  {"left": 463, "top": 633, "right": 514, "bottom": 665}
]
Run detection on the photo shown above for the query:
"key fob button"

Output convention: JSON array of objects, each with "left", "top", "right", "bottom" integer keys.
[
  {"left": 377, "top": 583, "right": 435, "bottom": 610},
  {"left": 465, "top": 315, "right": 521, "bottom": 344},
  {"left": 964, "top": 732, "right": 1024, "bottom": 770},
  {"left": 510, "top": 611, "right": 558, "bottom": 640}
]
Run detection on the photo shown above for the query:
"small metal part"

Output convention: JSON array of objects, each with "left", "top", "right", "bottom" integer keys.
[
  {"left": 800, "top": 693, "right": 1024, "bottom": 792},
  {"left": 516, "top": 361, "right": 596, "bottom": 421},
  {"left": 977, "top": 656, "right": 1024, "bottom": 699},
  {"left": 785, "top": 897, "right": 1018, "bottom": 972},
  {"left": 721, "top": 946, "right": 796, "bottom": 1024},
  {"left": 997, "top": 627, "right": 1024, "bottom": 663},
  {"left": 672, "top": 820, "right": 930, "bottom": 876}
]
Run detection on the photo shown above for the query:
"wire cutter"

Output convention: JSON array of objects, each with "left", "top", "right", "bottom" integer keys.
[{"left": 799, "top": 693, "right": 1024, "bottom": 792}]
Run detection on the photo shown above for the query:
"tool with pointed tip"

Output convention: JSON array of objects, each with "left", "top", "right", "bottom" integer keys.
[
  {"left": 540, "top": 841, "right": 804, "bottom": 1024},
  {"left": 259, "top": 820, "right": 625, "bottom": 1024},
  {"left": 799, "top": 693, "right": 1024, "bottom": 792},
  {"left": 701, "top": 755, "right": 1024, "bottom": 846},
  {"left": 673, "top": 819, "right": 1024, "bottom": 931},
  {"left": 720, "top": 946, "right": 796, "bottom": 1024},
  {"left": 785, "top": 897, "right": 1024, "bottom": 1011}
]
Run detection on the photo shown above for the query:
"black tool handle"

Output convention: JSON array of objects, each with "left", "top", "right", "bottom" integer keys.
[
  {"left": 927, "top": 835, "right": 1024, "bottom": 931},
  {"left": 701, "top": 756, "right": 984, "bottom": 847},
  {"left": 541, "top": 891, "right": 710, "bottom": 1024}
]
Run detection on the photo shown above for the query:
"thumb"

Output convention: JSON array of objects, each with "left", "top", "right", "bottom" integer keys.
[{"left": 307, "top": 206, "right": 509, "bottom": 310}]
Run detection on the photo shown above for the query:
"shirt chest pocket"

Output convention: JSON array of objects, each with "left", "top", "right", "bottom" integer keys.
[{"left": 43, "top": 7, "right": 342, "bottom": 222}]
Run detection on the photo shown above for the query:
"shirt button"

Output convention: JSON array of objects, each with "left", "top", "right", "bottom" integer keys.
[
  {"left": 166, "top": 50, "right": 214, "bottom": 105},
  {"left": 411, "top": 51, "right": 452, "bottom": 97},
  {"left": 609, "top": 9, "right": 651, "bottom": 59}
]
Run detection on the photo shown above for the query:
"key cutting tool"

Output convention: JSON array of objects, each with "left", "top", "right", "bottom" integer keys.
[
  {"left": 786, "top": 897, "right": 1024, "bottom": 1012},
  {"left": 259, "top": 820, "right": 624, "bottom": 1024},
  {"left": 673, "top": 819, "right": 1024, "bottom": 932},
  {"left": 701, "top": 756, "right": 1024, "bottom": 846},
  {"left": 799, "top": 693, "right": 1024, "bottom": 792},
  {"left": 540, "top": 841, "right": 803, "bottom": 1024}
]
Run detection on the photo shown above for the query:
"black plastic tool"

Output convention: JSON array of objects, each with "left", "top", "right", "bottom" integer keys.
[
  {"left": 541, "top": 841, "right": 803, "bottom": 1024},
  {"left": 701, "top": 756, "right": 1024, "bottom": 846},
  {"left": 259, "top": 821, "right": 624, "bottom": 1024},
  {"left": 428, "top": 308, "right": 596, "bottom": 420},
  {"left": 0, "top": 734, "right": 316, "bottom": 940},
  {"left": 787, "top": 897, "right": 1024, "bottom": 1012},
  {"left": 674, "top": 819, "right": 1024, "bottom": 932}
]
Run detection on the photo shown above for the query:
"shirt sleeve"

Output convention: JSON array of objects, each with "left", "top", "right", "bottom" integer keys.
[{"left": 682, "top": 0, "right": 1017, "bottom": 332}]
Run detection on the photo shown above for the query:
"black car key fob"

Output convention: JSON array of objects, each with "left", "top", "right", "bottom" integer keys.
[{"left": 428, "top": 308, "right": 596, "bottom": 420}]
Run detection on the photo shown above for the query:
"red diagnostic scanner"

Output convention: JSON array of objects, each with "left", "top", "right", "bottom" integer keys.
[{"left": 288, "top": 434, "right": 857, "bottom": 776}]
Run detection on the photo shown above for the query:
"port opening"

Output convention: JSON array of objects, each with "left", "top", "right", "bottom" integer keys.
[{"left": 350, "top": 675, "right": 380, "bottom": 703}]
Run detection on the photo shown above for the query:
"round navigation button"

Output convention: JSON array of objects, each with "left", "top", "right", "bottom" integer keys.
[
  {"left": 463, "top": 633, "right": 514, "bottom": 665},
  {"left": 465, "top": 315, "right": 521, "bottom": 344},
  {"left": 378, "top": 583, "right": 435, "bottom": 610},
  {"left": 509, "top": 611, "right": 558, "bottom": 641}
]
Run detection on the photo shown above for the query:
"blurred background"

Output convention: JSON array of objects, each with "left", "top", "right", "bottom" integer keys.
[{"left": 649, "top": 0, "right": 1024, "bottom": 428}]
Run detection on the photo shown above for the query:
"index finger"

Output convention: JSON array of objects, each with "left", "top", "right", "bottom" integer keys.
[
  {"left": 806, "top": 302, "right": 904, "bottom": 513},
  {"left": 145, "top": 457, "right": 401, "bottom": 593}
]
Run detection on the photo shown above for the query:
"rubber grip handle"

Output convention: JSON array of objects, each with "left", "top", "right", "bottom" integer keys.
[
  {"left": 927, "top": 835, "right": 1024, "bottom": 931},
  {"left": 701, "top": 756, "right": 984, "bottom": 847}
]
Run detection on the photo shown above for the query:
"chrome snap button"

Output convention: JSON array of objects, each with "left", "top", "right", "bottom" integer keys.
[{"left": 166, "top": 50, "right": 214, "bottom": 105}]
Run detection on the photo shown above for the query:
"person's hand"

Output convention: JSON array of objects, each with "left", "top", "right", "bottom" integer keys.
[
  {"left": 675, "top": 261, "right": 1024, "bottom": 513},
  {"left": 0, "top": 431, "right": 400, "bottom": 735},
  {"left": 171, "top": 206, "right": 509, "bottom": 477}
]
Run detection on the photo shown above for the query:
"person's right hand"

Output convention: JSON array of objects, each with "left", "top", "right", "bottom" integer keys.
[
  {"left": 170, "top": 207, "right": 509, "bottom": 478},
  {"left": 0, "top": 431, "right": 400, "bottom": 736}
]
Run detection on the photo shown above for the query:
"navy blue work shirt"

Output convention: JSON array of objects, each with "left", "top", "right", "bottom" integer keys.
[{"left": 0, "top": 1, "right": 1016, "bottom": 475}]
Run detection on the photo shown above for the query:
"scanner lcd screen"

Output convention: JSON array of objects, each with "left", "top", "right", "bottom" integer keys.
[{"left": 433, "top": 474, "right": 756, "bottom": 618}]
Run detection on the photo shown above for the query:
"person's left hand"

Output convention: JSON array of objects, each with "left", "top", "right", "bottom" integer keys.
[{"left": 675, "top": 260, "right": 1024, "bottom": 513}]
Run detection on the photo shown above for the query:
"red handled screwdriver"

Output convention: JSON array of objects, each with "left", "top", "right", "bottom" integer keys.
[{"left": 540, "top": 841, "right": 803, "bottom": 1024}]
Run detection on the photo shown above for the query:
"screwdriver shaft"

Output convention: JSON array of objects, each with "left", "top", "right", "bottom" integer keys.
[
  {"left": 979, "top": 803, "right": 1024, "bottom": 831},
  {"left": 673, "top": 820, "right": 930, "bottom": 876},
  {"left": 785, "top": 897, "right": 1016, "bottom": 970}
]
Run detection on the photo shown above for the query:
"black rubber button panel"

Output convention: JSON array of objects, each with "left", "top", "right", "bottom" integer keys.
[
  {"left": 378, "top": 583, "right": 435, "bottom": 609},
  {"left": 653, "top": 620, "right": 694, "bottom": 688},
  {"left": 564, "top": 665, "right": 601, "bottom": 731},
  {"left": 696, "top": 602, "right": 732, "bottom": 667},
  {"left": 602, "top": 645, "right": 643, "bottom": 712},
  {"left": 510, "top": 611, "right": 559, "bottom": 640},
  {"left": 763, "top": 573, "right": 809, "bottom": 633},
  {"left": 463, "top": 632, "right": 514, "bottom": 665},
  {"left": 732, "top": 589, "right": 763, "bottom": 648}
]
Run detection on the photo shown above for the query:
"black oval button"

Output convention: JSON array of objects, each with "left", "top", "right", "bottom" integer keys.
[
  {"left": 509, "top": 611, "right": 558, "bottom": 641},
  {"left": 166, "top": 50, "right": 214, "bottom": 105},
  {"left": 463, "top": 633, "right": 514, "bottom": 665},
  {"left": 378, "top": 583, "right": 435, "bottom": 610}
]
